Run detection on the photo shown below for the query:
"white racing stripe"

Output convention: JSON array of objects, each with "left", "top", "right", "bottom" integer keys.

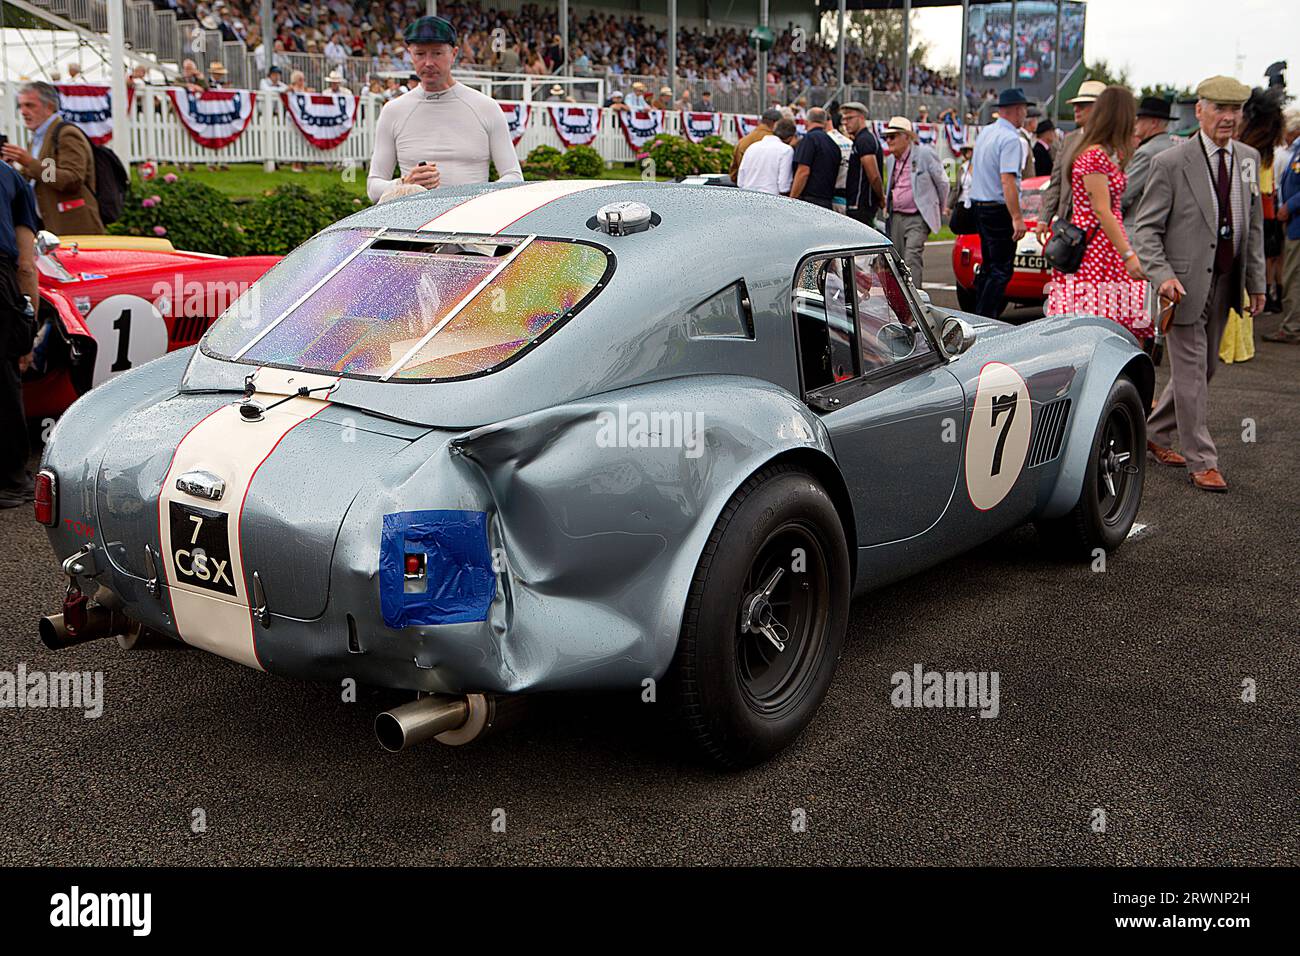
[
  {"left": 158, "top": 371, "right": 336, "bottom": 668},
  {"left": 419, "top": 179, "right": 617, "bottom": 234}
]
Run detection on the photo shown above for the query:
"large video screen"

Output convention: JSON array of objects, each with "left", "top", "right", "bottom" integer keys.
[{"left": 965, "top": 0, "right": 1086, "bottom": 104}]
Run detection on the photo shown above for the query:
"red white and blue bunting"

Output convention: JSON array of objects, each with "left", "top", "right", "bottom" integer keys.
[
  {"left": 549, "top": 105, "right": 599, "bottom": 148},
  {"left": 54, "top": 84, "right": 134, "bottom": 145},
  {"left": 500, "top": 102, "right": 529, "bottom": 145},
  {"left": 618, "top": 108, "right": 663, "bottom": 150},
  {"left": 915, "top": 122, "right": 938, "bottom": 147},
  {"left": 943, "top": 117, "right": 977, "bottom": 150},
  {"left": 167, "top": 88, "right": 256, "bottom": 149},
  {"left": 734, "top": 114, "right": 760, "bottom": 139},
  {"left": 281, "top": 90, "right": 358, "bottom": 150},
  {"left": 680, "top": 111, "right": 722, "bottom": 143}
]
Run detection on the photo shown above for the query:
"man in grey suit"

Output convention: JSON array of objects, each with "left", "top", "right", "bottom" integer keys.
[
  {"left": 1121, "top": 97, "right": 1177, "bottom": 218},
  {"left": 1131, "top": 76, "right": 1266, "bottom": 493},
  {"left": 1036, "top": 79, "right": 1105, "bottom": 244},
  {"left": 882, "top": 115, "right": 949, "bottom": 289}
]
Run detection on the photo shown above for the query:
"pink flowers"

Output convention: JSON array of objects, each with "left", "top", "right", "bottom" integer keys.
[
  {"left": 141, "top": 198, "right": 156, "bottom": 208},
  {"left": 153, "top": 226, "right": 167, "bottom": 236},
  {"left": 163, "top": 173, "right": 178, "bottom": 183}
]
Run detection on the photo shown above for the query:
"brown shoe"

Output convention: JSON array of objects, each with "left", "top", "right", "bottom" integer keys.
[
  {"left": 1148, "top": 441, "right": 1186, "bottom": 467},
  {"left": 1262, "top": 329, "right": 1300, "bottom": 343},
  {"left": 1190, "top": 468, "right": 1228, "bottom": 492}
]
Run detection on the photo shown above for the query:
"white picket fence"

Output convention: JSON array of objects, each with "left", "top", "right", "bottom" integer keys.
[{"left": 6, "top": 85, "right": 978, "bottom": 169}]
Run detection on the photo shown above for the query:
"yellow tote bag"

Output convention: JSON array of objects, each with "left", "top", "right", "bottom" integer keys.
[{"left": 1220, "top": 293, "right": 1257, "bottom": 364}]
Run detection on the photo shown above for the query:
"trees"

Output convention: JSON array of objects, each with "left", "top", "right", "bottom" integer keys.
[{"left": 1084, "top": 59, "right": 1132, "bottom": 89}]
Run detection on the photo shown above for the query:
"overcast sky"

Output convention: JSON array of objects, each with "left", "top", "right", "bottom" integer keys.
[{"left": 917, "top": 0, "right": 1297, "bottom": 92}]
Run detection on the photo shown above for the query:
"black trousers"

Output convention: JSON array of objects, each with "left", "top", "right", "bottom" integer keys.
[
  {"left": 849, "top": 202, "right": 880, "bottom": 227},
  {"left": 972, "top": 202, "right": 1016, "bottom": 319},
  {"left": 0, "top": 260, "right": 29, "bottom": 490}
]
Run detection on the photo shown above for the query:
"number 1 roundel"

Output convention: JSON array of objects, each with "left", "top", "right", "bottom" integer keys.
[
  {"left": 965, "top": 362, "right": 1032, "bottom": 511},
  {"left": 85, "top": 294, "right": 169, "bottom": 388}
]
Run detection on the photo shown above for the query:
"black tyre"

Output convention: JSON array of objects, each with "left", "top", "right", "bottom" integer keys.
[
  {"left": 1036, "top": 377, "right": 1146, "bottom": 558},
  {"left": 956, "top": 283, "right": 979, "bottom": 313},
  {"left": 664, "top": 464, "right": 850, "bottom": 769}
]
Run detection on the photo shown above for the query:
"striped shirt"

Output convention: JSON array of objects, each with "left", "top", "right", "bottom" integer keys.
[{"left": 1198, "top": 130, "right": 1244, "bottom": 255}]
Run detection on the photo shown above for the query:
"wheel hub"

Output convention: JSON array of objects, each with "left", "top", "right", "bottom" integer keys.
[{"left": 740, "top": 567, "right": 788, "bottom": 652}]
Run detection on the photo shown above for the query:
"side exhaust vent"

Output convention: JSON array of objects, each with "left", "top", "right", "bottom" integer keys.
[{"left": 1027, "top": 398, "right": 1071, "bottom": 468}]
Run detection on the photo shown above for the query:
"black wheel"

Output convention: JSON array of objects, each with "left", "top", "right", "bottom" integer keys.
[
  {"left": 1036, "top": 377, "right": 1146, "bottom": 557},
  {"left": 663, "top": 464, "right": 850, "bottom": 768},
  {"left": 956, "top": 283, "right": 978, "bottom": 313}
]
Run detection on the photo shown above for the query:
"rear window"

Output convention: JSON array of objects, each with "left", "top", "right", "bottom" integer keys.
[
  {"left": 201, "top": 228, "right": 611, "bottom": 381},
  {"left": 1020, "top": 186, "right": 1043, "bottom": 221}
]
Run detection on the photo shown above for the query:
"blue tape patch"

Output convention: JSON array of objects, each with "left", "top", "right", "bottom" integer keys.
[{"left": 380, "top": 510, "right": 496, "bottom": 628}]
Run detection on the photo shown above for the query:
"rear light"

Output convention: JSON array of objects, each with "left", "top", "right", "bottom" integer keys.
[
  {"left": 961, "top": 248, "right": 972, "bottom": 266},
  {"left": 34, "top": 469, "right": 56, "bottom": 526},
  {"left": 403, "top": 552, "right": 426, "bottom": 594}
]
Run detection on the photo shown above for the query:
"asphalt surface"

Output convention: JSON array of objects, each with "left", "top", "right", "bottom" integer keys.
[{"left": 0, "top": 241, "right": 1295, "bottom": 866}]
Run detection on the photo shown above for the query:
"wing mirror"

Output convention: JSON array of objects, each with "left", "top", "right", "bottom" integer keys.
[
  {"left": 35, "top": 230, "right": 60, "bottom": 256},
  {"left": 941, "top": 315, "right": 976, "bottom": 356}
]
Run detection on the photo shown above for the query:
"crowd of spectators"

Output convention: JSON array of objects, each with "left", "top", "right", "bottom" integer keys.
[{"left": 160, "top": 0, "right": 960, "bottom": 100}]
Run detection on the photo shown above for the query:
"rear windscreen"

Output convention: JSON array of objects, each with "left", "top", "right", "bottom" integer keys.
[{"left": 201, "top": 229, "right": 610, "bottom": 381}]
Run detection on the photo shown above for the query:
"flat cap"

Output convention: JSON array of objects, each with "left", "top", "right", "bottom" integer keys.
[
  {"left": 403, "top": 15, "right": 457, "bottom": 45},
  {"left": 840, "top": 100, "right": 869, "bottom": 115},
  {"left": 1195, "top": 75, "right": 1251, "bottom": 105}
]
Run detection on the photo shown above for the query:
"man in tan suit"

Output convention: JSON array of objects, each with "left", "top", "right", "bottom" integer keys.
[
  {"left": 730, "top": 108, "right": 781, "bottom": 181},
  {"left": 1035, "top": 79, "right": 1105, "bottom": 243},
  {"left": 1131, "top": 76, "right": 1266, "bottom": 493},
  {"left": 1, "top": 81, "right": 104, "bottom": 235}
]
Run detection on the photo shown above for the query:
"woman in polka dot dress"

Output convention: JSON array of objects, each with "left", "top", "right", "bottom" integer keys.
[{"left": 1045, "top": 86, "right": 1151, "bottom": 338}]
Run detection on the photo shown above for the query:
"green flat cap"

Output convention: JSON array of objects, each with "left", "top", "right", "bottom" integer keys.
[
  {"left": 1195, "top": 75, "right": 1251, "bottom": 105},
  {"left": 403, "top": 15, "right": 457, "bottom": 45}
]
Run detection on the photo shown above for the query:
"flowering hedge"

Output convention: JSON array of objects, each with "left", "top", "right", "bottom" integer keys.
[{"left": 109, "top": 176, "right": 368, "bottom": 256}]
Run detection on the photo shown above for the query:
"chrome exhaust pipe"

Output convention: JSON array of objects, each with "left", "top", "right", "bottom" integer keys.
[
  {"left": 375, "top": 693, "right": 528, "bottom": 751},
  {"left": 39, "top": 604, "right": 131, "bottom": 650},
  {"left": 375, "top": 695, "right": 471, "bottom": 752}
]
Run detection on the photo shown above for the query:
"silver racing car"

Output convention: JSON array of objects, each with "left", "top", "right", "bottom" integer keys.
[{"left": 35, "top": 180, "right": 1152, "bottom": 767}]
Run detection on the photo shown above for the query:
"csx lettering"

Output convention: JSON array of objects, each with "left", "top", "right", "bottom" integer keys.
[{"left": 173, "top": 549, "right": 233, "bottom": 587}]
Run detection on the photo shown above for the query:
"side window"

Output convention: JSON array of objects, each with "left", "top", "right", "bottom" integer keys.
[
  {"left": 793, "top": 255, "right": 858, "bottom": 393},
  {"left": 687, "top": 280, "right": 754, "bottom": 339},
  {"left": 851, "top": 253, "right": 933, "bottom": 373}
]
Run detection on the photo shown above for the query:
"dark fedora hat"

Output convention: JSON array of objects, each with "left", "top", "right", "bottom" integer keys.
[
  {"left": 997, "top": 87, "right": 1036, "bottom": 107},
  {"left": 1036, "top": 118, "right": 1056, "bottom": 135},
  {"left": 1136, "top": 96, "right": 1173, "bottom": 120}
]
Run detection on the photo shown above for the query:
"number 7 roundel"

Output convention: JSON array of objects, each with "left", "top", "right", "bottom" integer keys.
[{"left": 964, "top": 362, "right": 1032, "bottom": 511}]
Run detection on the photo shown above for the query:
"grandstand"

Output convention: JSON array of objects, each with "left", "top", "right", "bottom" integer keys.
[{"left": 8, "top": 0, "right": 964, "bottom": 115}]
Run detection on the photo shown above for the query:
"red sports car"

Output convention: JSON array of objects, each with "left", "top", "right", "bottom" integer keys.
[
  {"left": 23, "top": 234, "right": 280, "bottom": 422},
  {"left": 952, "top": 175, "right": 1051, "bottom": 315}
]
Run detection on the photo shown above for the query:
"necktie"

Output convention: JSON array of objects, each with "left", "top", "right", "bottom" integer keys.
[{"left": 1214, "top": 147, "right": 1234, "bottom": 275}]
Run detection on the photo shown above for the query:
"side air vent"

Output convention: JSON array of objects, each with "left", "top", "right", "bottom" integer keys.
[{"left": 1027, "top": 398, "right": 1071, "bottom": 468}]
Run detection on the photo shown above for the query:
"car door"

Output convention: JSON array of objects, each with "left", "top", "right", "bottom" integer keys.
[{"left": 793, "top": 248, "right": 965, "bottom": 547}]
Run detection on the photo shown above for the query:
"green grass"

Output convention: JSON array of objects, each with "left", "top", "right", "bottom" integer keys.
[
  {"left": 929, "top": 226, "right": 956, "bottom": 242},
  {"left": 147, "top": 161, "right": 659, "bottom": 200}
]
